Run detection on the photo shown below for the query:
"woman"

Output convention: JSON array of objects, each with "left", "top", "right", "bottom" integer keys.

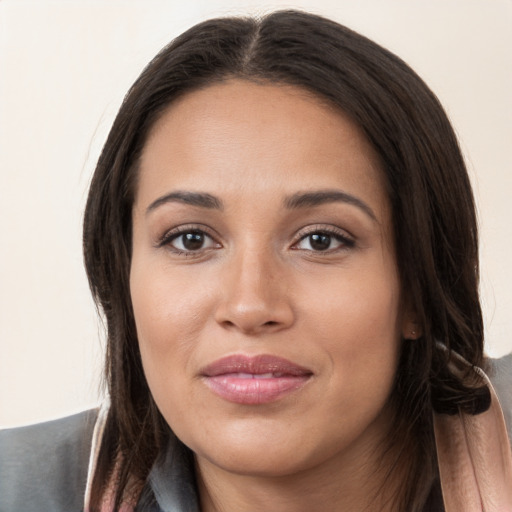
[{"left": 1, "top": 10, "right": 511, "bottom": 512}]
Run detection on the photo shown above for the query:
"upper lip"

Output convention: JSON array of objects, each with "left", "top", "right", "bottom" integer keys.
[{"left": 200, "top": 354, "right": 313, "bottom": 377}]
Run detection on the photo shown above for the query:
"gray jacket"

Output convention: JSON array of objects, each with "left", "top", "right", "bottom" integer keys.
[{"left": 1, "top": 355, "right": 511, "bottom": 512}]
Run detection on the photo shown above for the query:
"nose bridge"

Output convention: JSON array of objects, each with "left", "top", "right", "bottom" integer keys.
[
  {"left": 215, "top": 239, "right": 293, "bottom": 333},
  {"left": 234, "top": 241, "right": 272, "bottom": 297}
]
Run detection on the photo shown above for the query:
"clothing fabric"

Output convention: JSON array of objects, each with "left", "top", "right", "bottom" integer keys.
[
  {"left": 0, "top": 409, "right": 97, "bottom": 511},
  {"left": 1, "top": 354, "right": 511, "bottom": 512},
  {"left": 433, "top": 349, "right": 512, "bottom": 510},
  {"left": 489, "top": 353, "right": 512, "bottom": 440}
]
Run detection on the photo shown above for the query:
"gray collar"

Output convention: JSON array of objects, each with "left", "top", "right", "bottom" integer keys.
[{"left": 147, "top": 436, "right": 199, "bottom": 512}]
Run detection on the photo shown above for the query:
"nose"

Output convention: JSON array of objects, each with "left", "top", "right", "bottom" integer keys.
[{"left": 214, "top": 246, "right": 295, "bottom": 335}]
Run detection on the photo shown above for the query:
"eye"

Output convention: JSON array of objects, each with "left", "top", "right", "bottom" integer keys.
[
  {"left": 294, "top": 230, "right": 354, "bottom": 252},
  {"left": 160, "top": 228, "right": 219, "bottom": 253}
]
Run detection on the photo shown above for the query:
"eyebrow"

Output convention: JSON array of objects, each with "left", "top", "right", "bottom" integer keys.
[
  {"left": 146, "top": 188, "right": 376, "bottom": 221},
  {"left": 146, "top": 191, "right": 223, "bottom": 214},
  {"left": 284, "top": 190, "right": 377, "bottom": 221}
]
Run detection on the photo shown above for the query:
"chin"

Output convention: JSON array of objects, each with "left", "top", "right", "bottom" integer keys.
[
  {"left": 179, "top": 417, "right": 353, "bottom": 479},
  {"left": 196, "top": 442, "right": 320, "bottom": 478}
]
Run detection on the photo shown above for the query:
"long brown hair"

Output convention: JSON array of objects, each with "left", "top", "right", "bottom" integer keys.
[{"left": 83, "top": 10, "right": 486, "bottom": 511}]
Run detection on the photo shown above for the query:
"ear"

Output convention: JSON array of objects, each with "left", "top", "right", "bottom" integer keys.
[
  {"left": 402, "top": 321, "right": 421, "bottom": 340},
  {"left": 401, "top": 300, "right": 422, "bottom": 340}
]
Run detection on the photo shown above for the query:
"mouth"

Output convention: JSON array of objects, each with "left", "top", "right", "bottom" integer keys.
[{"left": 200, "top": 354, "right": 313, "bottom": 405}]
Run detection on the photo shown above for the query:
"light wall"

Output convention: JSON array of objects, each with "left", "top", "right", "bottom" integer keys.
[{"left": 1, "top": 0, "right": 511, "bottom": 427}]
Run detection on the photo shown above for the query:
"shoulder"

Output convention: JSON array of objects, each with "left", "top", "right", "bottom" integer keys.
[
  {"left": 488, "top": 353, "right": 512, "bottom": 439},
  {"left": 0, "top": 409, "right": 97, "bottom": 512}
]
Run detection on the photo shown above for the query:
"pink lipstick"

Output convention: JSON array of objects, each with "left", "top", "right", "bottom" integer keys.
[{"left": 200, "top": 354, "right": 312, "bottom": 405}]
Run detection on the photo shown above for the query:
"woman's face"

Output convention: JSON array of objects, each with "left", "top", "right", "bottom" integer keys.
[{"left": 130, "top": 80, "right": 415, "bottom": 478}]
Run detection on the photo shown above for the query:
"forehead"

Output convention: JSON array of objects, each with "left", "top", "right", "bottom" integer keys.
[{"left": 136, "top": 79, "right": 388, "bottom": 215}]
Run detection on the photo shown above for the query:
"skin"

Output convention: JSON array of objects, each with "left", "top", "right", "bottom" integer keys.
[{"left": 130, "top": 80, "right": 417, "bottom": 511}]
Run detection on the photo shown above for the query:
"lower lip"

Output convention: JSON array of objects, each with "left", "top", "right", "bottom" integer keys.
[{"left": 203, "top": 374, "right": 311, "bottom": 405}]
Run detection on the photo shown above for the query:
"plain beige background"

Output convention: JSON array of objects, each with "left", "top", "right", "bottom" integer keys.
[{"left": 1, "top": 0, "right": 511, "bottom": 427}]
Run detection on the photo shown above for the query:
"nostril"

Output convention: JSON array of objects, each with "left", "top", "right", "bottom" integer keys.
[{"left": 219, "top": 319, "right": 280, "bottom": 332}]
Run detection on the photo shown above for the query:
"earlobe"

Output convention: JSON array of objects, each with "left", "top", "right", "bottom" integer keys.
[
  {"left": 401, "top": 299, "right": 422, "bottom": 340},
  {"left": 402, "top": 320, "right": 422, "bottom": 340}
]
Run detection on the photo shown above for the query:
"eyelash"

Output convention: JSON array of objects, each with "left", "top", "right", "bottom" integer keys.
[
  {"left": 157, "top": 225, "right": 220, "bottom": 256},
  {"left": 292, "top": 226, "right": 355, "bottom": 253},
  {"left": 157, "top": 225, "right": 355, "bottom": 256}
]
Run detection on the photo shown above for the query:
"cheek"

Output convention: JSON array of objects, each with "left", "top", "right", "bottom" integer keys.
[
  {"left": 304, "top": 265, "right": 402, "bottom": 396},
  {"left": 129, "top": 270, "right": 208, "bottom": 439},
  {"left": 304, "top": 255, "right": 401, "bottom": 336},
  {"left": 131, "top": 259, "right": 212, "bottom": 347},
  {"left": 129, "top": 258, "right": 216, "bottom": 406}
]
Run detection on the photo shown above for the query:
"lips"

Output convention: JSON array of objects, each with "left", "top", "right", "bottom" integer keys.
[{"left": 200, "top": 354, "right": 313, "bottom": 405}]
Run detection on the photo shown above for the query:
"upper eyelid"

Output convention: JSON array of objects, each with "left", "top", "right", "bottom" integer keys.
[{"left": 293, "top": 224, "right": 354, "bottom": 241}]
